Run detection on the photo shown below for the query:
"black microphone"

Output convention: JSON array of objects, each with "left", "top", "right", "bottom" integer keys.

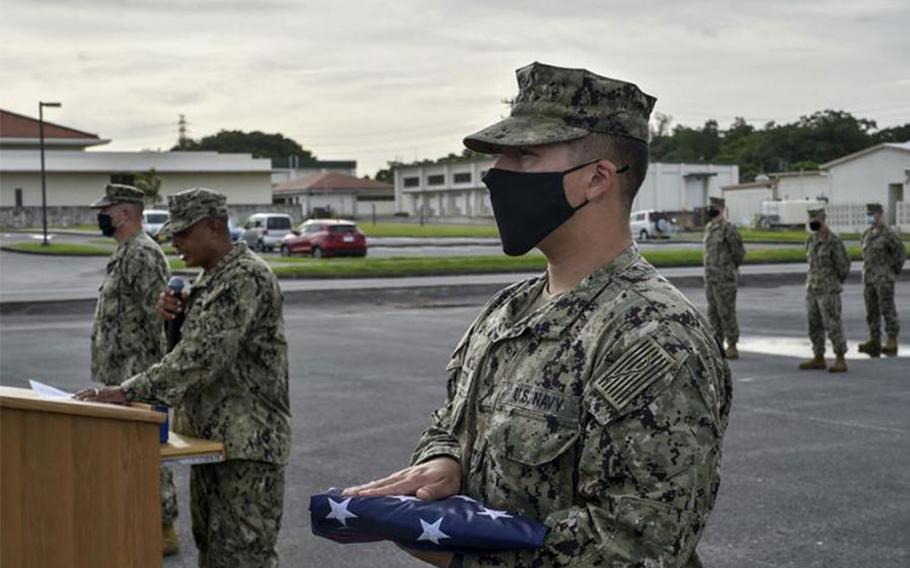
[{"left": 166, "top": 276, "right": 186, "bottom": 351}]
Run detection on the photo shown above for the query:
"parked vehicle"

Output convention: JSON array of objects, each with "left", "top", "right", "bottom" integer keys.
[
  {"left": 228, "top": 217, "right": 243, "bottom": 242},
  {"left": 241, "top": 213, "right": 294, "bottom": 252},
  {"left": 279, "top": 219, "right": 368, "bottom": 258},
  {"left": 629, "top": 209, "right": 676, "bottom": 240},
  {"left": 142, "top": 210, "right": 169, "bottom": 241}
]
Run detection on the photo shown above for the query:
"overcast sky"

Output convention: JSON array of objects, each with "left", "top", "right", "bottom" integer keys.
[{"left": 2, "top": 0, "right": 908, "bottom": 175}]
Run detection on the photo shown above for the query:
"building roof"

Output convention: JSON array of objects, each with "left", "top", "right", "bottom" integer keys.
[
  {"left": 820, "top": 141, "right": 910, "bottom": 169},
  {"left": 0, "top": 109, "right": 108, "bottom": 148},
  {"left": 769, "top": 170, "right": 825, "bottom": 179},
  {"left": 273, "top": 171, "right": 392, "bottom": 194},
  {"left": 721, "top": 179, "right": 777, "bottom": 191}
]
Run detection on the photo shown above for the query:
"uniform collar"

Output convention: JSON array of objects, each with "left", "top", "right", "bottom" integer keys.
[
  {"left": 485, "top": 245, "right": 642, "bottom": 341},
  {"left": 193, "top": 242, "right": 248, "bottom": 289}
]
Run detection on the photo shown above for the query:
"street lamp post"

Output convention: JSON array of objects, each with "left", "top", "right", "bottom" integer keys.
[{"left": 39, "top": 101, "right": 62, "bottom": 246}]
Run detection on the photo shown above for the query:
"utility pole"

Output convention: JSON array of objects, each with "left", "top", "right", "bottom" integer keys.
[
  {"left": 177, "top": 114, "right": 189, "bottom": 148},
  {"left": 39, "top": 101, "right": 62, "bottom": 246}
]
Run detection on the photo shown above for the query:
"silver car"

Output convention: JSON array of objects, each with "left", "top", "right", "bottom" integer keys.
[{"left": 241, "top": 213, "right": 294, "bottom": 252}]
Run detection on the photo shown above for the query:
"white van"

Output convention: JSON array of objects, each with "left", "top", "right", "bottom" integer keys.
[
  {"left": 630, "top": 209, "right": 675, "bottom": 240},
  {"left": 241, "top": 213, "right": 294, "bottom": 252},
  {"left": 142, "top": 210, "right": 170, "bottom": 241}
]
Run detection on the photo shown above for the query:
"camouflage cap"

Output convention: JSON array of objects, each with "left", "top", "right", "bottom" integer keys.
[
  {"left": 866, "top": 202, "right": 883, "bottom": 214},
  {"left": 709, "top": 196, "right": 726, "bottom": 207},
  {"left": 90, "top": 184, "right": 145, "bottom": 208},
  {"left": 807, "top": 207, "right": 826, "bottom": 218},
  {"left": 162, "top": 188, "right": 228, "bottom": 234},
  {"left": 463, "top": 62, "right": 657, "bottom": 154}
]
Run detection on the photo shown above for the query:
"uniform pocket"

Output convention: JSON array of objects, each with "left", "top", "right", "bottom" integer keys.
[{"left": 488, "top": 406, "right": 580, "bottom": 467}]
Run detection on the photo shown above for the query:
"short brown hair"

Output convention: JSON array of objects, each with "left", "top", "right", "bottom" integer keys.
[{"left": 568, "top": 133, "right": 649, "bottom": 214}]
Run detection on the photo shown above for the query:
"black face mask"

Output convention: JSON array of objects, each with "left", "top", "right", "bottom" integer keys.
[
  {"left": 808, "top": 220, "right": 821, "bottom": 232},
  {"left": 97, "top": 212, "right": 116, "bottom": 237},
  {"left": 706, "top": 207, "right": 721, "bottom": 218},
  {"left": 482, "top": 161, "right": 627, "bottom": 256}
]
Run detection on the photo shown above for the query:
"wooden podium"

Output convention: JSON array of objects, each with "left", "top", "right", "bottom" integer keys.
[{"left": 1, "top": 386, "right": 224, "bottom": 567}]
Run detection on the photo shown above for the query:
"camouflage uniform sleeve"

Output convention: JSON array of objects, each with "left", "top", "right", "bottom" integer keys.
[
  {"left": 125, "top": 246, "right": 169, "bottom": 312},
  {"left": 477, "top": 342, "right": 726, "bottom": 567},
  {"left": 889, "top": 230, "right": 906, "bottom": 275},
  {"left": 122, "top": 277, "right": 258, "bottom": 406},
  {"left": 833, "top": 236, "right": 851, "bottom": 283},
  {"left": 728, "top": 224, "right": 745, "bottom": 267}
]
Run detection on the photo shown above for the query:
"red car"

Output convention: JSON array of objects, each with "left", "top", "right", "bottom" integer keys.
[{"left": 279, "top": 219, "right": 368, "bottom": 258}]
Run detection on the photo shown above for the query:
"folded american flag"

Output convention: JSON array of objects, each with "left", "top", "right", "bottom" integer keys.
[{"left": 309, "top": 490, "right": 549, "bottom": 555}]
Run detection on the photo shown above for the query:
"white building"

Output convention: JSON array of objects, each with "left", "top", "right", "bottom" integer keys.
[
  {"left": 722, "top": 171, "right": 829, "bottom": 226},
  {"left": 272, "top": 171, "right": 395, "bottom": 219},
  {"left": 722, "top": 142, "right": 910, "bottom": 231},
  {"left": 393, "top": 158, "right": 738, "bottom": 223},
  {"left": 0, "top": 109, "right": 276, "bottom": 216}
]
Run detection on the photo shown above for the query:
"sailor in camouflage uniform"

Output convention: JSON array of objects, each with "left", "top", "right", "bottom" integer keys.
[
  {"left": 858, "top": 203, "right": 906, "bottom": 357},
  {"left": 702, "top": 196, "right": 745, "bottom": 359},
  {"left": 799, "top": 208, "right": 851, "bottom": 373},
  {"left": 88, "top": 183, "right": 179, "bottom": 555},
  {"left": 345, "top": 62, "right": 732, "bottom": 568},
  {"left": 78, "top": 188, "right": 291, "bottom": 568}
]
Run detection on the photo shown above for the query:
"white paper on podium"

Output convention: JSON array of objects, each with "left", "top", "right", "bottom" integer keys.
[{"left": 29, "top": 379, "right": 73, "bottom": 399}]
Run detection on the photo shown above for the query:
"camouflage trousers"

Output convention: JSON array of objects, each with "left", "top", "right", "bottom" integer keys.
[
  {"left": 161, "top": 465, "right": 178, "bottom": 524},
  {"left": 705, "top": 280, "right": 739, "bottom": 344},
  {"left": 191, "top": 459, "right": 285, "bottom": 568},
  {"left": 806, "top": 291, "right": 847, "bottom": 356},
  {"left": 864, "top": 281, "right": 900, "bottom": 341}
]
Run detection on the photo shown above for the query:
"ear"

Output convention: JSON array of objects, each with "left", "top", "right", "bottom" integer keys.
[{"left": 585, "top": 159, "right": 619, "bottom": 202}]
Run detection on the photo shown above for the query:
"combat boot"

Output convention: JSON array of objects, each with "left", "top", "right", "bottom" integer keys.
[
  {"left": 798, "top": 355, "right": 826, "bottom": 370},
  {"left": 882, "top": 337, "right": 898, "bottom": 357},
  {"left": 857, "top": 339, "right": 881, "bottom": 357},
  {"left": 725, "top": 343, "right": 739, "bottom": 360},
  {"left": 828, "top": 355, "right": 848, "bottom": 373},
  {"left": 163, "top": 523, "right": 179, "bottom": 556}
]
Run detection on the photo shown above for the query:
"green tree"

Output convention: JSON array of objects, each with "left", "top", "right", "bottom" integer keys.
[
  {"left": 174, "top": 130, "right": 316, "bottom": 163},
  {"left": 134, "top": 168, "right": 162, "bottom": 205}
]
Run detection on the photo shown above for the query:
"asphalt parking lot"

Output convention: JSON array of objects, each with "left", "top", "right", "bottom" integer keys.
[{"left": 1, "top": 282, "right": 908, "bottom": 568}]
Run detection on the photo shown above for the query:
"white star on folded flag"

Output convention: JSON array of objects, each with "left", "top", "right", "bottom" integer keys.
[
  {"left": 392, "top": 495, "right": 420, "bottom": 502},
  {"left": 417, "top": 517, "right": 450, "bottom": 545},
  {"left": 477, "top": 506, "right": 512, "bottom": 521},
  {"left": 326, "top": 497, "right": 358, "bottom": 527}
]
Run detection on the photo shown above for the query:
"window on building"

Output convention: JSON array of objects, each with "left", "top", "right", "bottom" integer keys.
[
  {"left": 110, "top": 173, "right": 135, "bottom": 186},
  {"left": 15, "top": 188, "right": 23, "bottom": 208},
  {"left": 453, "top": 172, "right": 472, "bottom": 184},
  {"left": 427, "top": 174, "right": 445, "bottom": 186},
  {"left": 403, "top": 176, "right": 420, "bottom": 187}
]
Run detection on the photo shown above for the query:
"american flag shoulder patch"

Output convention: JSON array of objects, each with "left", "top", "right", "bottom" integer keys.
[{"left": 593, "top": 336, "right": 676, "bottom": 410}]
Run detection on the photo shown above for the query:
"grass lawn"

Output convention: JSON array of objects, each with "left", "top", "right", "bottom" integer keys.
[
  {"left": 358, "top": 222, "right": 500, "bottom": 238},
  {"left": 1, "top": 242, "right": 113, "bottom": 256},
  {"left": 166, "top": 245, "right": 897, "bottom": 278}
]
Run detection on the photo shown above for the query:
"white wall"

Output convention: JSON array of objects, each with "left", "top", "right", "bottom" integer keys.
[
  {"left": 631, "top": 163, "right": 739, "bottom": 212},
  {"left": 723, "top": 187, "right": 773, "bottom": 226},
  {"left": 825, "top": 147, "right": 910, "bottom": 207},
  {"left": 0, "top": 171, "right": 272, "bottom": 207},
  {"left": 776, "top": 174, "right": 828, "bottom": 201}
]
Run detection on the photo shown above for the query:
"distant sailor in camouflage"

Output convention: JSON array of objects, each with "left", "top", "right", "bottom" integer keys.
[
  {"left": 703, "top": 196, "right": 745, "bottom": 359},
  {"left": 858, "top": 203, "right": 906, "bottom": 357},
  {"left": 78, "top": 188, "right": 291, "bottom": 568},
  {"left": 800, "top": 208, "right": 851, "bottom": 373},
  {"left": 88, "top": 183, "right": 179, "bottom": 555},
  {"left": 345, "top": 63, "right": 730, "bottom": 568}
]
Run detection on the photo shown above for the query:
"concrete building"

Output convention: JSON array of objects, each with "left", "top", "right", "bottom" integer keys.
[
  {"left": 393, "top": 158, "right": 738, "bottom": 223},
  {"left": 273, "top": 171, "right": 394, "bottom": 219},
  {"left": 0, "top": 109, "right": 285, "bottom": 227},
  {"left": 722, "top": 142, "right": 910, "bottom": 231},
  {"left": 270, "top": 156, "right": 357, "bottom": 185}
]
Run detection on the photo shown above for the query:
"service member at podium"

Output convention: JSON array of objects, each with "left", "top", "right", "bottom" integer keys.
[{"left": 78, "top": 188, "right": 292, "bottom": 568}]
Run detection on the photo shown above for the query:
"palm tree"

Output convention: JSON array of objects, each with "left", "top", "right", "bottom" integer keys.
[{"left": 135, "top": 169, "right": 163, "bottom": 206}]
